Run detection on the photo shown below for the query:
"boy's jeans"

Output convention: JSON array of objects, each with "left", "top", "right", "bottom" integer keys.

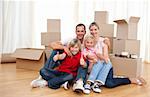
[{"left": 88, "top": 60, "right": 112, "bottom": 85}]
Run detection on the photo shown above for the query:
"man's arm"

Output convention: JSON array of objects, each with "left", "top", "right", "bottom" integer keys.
[
  {"left": 49, "top": 41, "right": 64, "bottom": 50},
  {"left": 49, "top": 41, "right": 73, "bottom": 56}
]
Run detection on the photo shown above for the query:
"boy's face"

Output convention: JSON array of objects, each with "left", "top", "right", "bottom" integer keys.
[
  {"left": 76, "top": 26, "right": 86, "bottom": 40},
  {"left": 85, "top": 39, "right": 95, "bottom": 49},
  {"left": 70, "top": 44, "right": 80, "bottom": 55},
  {"left": 89, "top": 25, "right": 99, "bottom": 38}
]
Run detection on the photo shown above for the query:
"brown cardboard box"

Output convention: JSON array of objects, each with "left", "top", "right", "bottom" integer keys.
[
  {"left": 110, "top": 56, "right": 142, "bottom": 77},
  {"left": 47, "top": 19, "right": 61, "bottom": 32},
  {"left": 113, "top": 39, "right": 140, "bottom": 56},
  {"left": 99, "top": 24, "right": 114, "bottom": 37},
  {"left": 41, "top": 32, "right": 61, "bottom": 46},
  {"left": 45, "top": 46, "right": 52, "bottom": 59},
  {"left": 114, "top": 17, "right": 140, "bottom": 39},
  {"left": 12, "top": 48, "right": 45, "bottom": 71},
  {"left": 1, "top": 53, "right": 16, "bottom": 63},
  {"left": 95, "top": 11, "right": 108, "bottom": 24}
]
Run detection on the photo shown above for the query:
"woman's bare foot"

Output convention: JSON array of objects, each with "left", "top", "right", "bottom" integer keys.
[{"left": 129, "top": 77, "right": 146, "bottom": 86}]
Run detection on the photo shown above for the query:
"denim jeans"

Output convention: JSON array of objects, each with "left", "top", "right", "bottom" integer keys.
[
  {"left": 75, "top": 61, "right": 89, "bottom": 83},
  {"left": 87, "top": 60, "right": 112, "bottom": 85},
  {"left": 40, "top": 68, "right": 73, "bottom": 89},
  {"left": 105, "top": 68, "right": 131, "bottom": 88}
]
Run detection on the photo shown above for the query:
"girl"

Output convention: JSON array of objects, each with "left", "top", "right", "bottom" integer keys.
[{"left": 81, "top": 34, "right": 98, "bottom": 73}]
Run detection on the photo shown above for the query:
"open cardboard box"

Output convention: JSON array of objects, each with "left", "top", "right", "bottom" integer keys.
[
  {"left": 114, "top": 17, "right": 140, "bottom": 39},
  {"left": 12, "top": 48, "right": 45, "bottom": 71}
]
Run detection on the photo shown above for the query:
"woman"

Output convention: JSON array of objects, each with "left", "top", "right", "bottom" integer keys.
[{"left": 88, "top": 22, "right": 146, "bottom": 90}]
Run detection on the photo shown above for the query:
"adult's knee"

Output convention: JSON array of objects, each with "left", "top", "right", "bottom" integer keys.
[
  {"left": 105, "top": 81, "right": 116, "bottom": 88},
  {"left": 47, "top": 81, "right": 60, "bottom": 89}
]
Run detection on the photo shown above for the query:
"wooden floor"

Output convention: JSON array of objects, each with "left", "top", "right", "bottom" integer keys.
[{"left": 0, "top": 63, "right": 150, "bottom": 97}]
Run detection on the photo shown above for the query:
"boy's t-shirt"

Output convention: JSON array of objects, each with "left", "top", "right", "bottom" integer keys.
[{"left": 57, "top": 52, "right": 81, "bottom": 77}]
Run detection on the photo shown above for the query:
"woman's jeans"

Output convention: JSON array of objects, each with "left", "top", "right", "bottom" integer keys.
[
  {"left": 88, "top": 60, "right": 112, "bottom": 85},
  {"left": 105, "top": 68, "right": 131, "bottom": 88}
]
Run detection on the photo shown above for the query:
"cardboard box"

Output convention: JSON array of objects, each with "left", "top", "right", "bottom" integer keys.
[
  {"left": 45, "top": 46, "right": 52, "bottom": 59},
  {"left": 12, "top": 48, "right": 45, "bottom": 70},
  {"left": 47, "top": 19, "right": 61, "bottom": 32},
  {"left": 110, "top": 56, "right": 142, "bottom": 77},
  {"left": 113, "top": 39, "right": 140, "bottom": 56},
  {"left": 99, "top": 24, "right": 114, "bottom": 37},
  {"left": 114, "top": 17, "right": 140, "bottom": 39},
  {"left": 95, "top": 11, "right": 108, "bottom": 24},
  {"left": 41, "top": 32, "right": 61, "bottom": 46},
  {"left": 1, "top": 53, "right": 16, "bottom": 63}
]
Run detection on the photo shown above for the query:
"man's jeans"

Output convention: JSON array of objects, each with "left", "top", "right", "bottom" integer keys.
[{"left": 40, "top": 68, "right": 73, "bottom": 89}]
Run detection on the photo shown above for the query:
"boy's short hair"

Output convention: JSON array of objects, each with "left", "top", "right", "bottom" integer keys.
[{"left": 68, "top": 38, "right": 81, "bottom": 51}]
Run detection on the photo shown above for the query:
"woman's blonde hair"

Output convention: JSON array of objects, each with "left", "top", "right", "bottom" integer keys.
[{"left": 67, "top": 38, "right": 81, "bottom": 51}]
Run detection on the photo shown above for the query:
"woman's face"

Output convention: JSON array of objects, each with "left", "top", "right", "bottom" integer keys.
[
  {"left": 89, "top": 25, "right": 99, "bottom": 38},
  {"left": 70, "top": 44, "right": 80, "bottom": 55}
]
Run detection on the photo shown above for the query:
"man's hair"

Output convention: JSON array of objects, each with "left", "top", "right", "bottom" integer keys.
[{"left": 76, "top": 23, "right": 86, "bottom": 32}]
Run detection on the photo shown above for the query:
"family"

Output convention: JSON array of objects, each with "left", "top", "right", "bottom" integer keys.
[{"left": 30, "top": 22, "right": 146, "bottom": 94}]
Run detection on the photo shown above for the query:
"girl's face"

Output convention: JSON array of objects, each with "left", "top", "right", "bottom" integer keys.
[
  {"left": 89, "top": 25, "right": 99, "bottom": 38},
  {"left": 70, "top": 44, "right": 80, "bottom": 55},
  {"left": 84, "top": 38, "right": 95, "bottom": 49}
]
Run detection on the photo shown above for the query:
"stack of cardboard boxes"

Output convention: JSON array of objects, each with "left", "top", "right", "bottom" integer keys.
[
  {"left": 94, "top": 11, "right": 115, "bottom": 53},
  {"left": 41, "top": 19, "right": 61, "bottom": 59},
  {"left": 13, "top": 19, "right": 61, "bottom": 70},
  {"left": 110, "top": 17, "right": 142, "bottom": 77}
]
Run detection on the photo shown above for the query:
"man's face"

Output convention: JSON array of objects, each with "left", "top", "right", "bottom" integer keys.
[{"left": 76, "top": 26, "right": 86, "bottom": 40}]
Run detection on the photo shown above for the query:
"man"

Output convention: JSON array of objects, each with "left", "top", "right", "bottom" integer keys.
[{"left": 30, "top": 23, "right": 87, "bottom": 89}]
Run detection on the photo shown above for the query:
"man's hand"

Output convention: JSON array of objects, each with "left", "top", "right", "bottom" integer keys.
[{"left": 63, "top": 46, "right": 73, "bottom": 56}]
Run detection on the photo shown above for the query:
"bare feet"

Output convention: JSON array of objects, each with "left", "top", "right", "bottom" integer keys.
[{"left": 129, "top": 77, "right": 146, "bottom": 86}]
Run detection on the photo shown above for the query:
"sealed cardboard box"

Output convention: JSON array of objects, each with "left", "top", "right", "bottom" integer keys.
[
  {"left": 45, "top": 46, "right": 52, "bottom": 59},
  {"left": 47, "top": 19, "right": 61, "bottom": 32},
  {"left": 41, "top": 32, "right": 61, "bottom": 46},
  {"left": 99, "top": 24, "right": 114, "bottom": 37},
  {"left": 113, "top": 39, "right": 140, "bottom": 56},
  {"left": 12, "top": 48, "right": 45, "bottom": 71},
  {"left": 95, "top": 11, "right": 108, "bottom": 24},
  {"left": 114, "top": 17, "right": 140, "bottom": 39},
  {"left": 110, "top": 56, "right": 142, "bottom": 77},
  {"left": 1, "top": 53, "right": 16, "bottom": 63}
]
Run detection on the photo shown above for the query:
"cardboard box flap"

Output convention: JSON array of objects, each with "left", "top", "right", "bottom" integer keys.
[
  {"left": 113, "top": 19, "right": 127, "bottom": 24},
  {"left": 129, "top": 17, "right": 140, "bottom": 23},
  {"left": 12, "top": 48, "right": 44, "bottom": 60}
]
